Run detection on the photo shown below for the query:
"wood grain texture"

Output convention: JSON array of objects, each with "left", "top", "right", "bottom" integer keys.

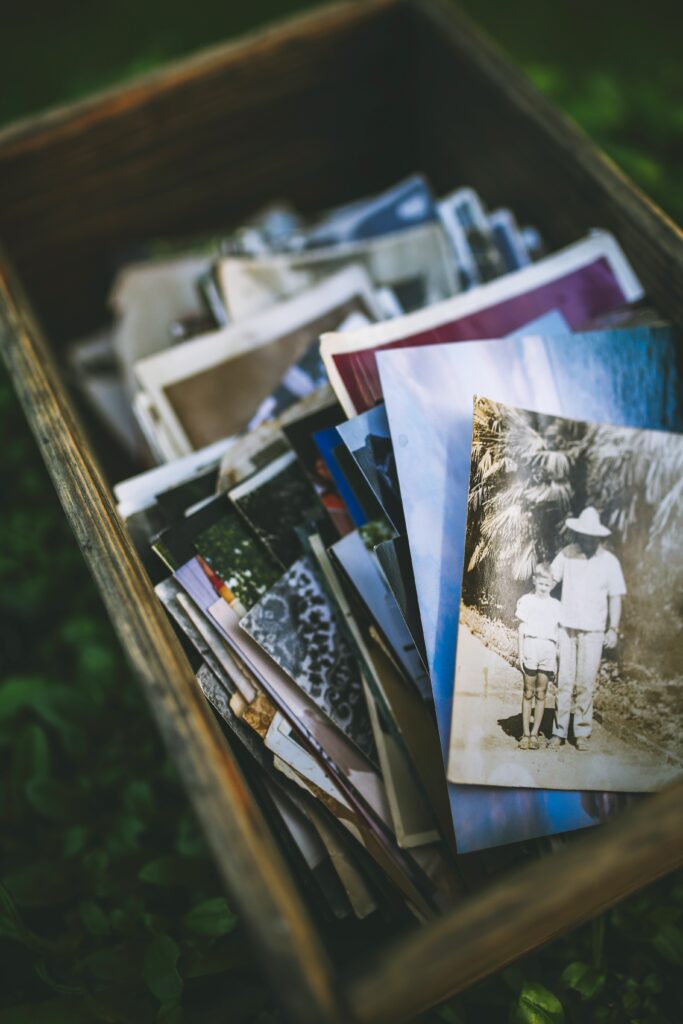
[
  {"left": 408, "top": 0, "right": 683, "bottom": 323},
  {"left": 0, "top": 0, "right": 408, "bottom": 345},
  {"left": 348, "top": 779, "right": 683, "bottom": 1024},
  {"left": 0, "top": 250, "right": 349, "bottom": 1024}
]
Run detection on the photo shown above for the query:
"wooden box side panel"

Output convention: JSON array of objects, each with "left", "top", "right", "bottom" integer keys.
[
  {"left": 0, "top": 0, "right": 410, "bottom": 345},
  {"left": 0, "top": 254, "right": 349, "bottom": 1024},
  {"left": 348, "top": 778, "right": 683, "bottom": 1024},
  {"left": 409, "top": 0, "right": 683, "bottom": 324}
]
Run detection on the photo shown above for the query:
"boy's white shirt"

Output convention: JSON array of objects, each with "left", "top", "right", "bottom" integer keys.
[{"left": 515, "top": 592, "right": 562, "bottom": 641}]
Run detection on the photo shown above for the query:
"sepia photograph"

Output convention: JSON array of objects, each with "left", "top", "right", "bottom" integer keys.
[{"left": 448, "top": 397, "right": 683, "bottom": 792}]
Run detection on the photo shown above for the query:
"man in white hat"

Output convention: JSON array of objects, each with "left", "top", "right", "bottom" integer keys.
[{"left": 548, "top": 507, "right": 626, "bottom": 751}]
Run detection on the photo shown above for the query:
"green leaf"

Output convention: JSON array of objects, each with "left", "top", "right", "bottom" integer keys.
[
  {"left": 591, "top": 914, "right": 605, "bottom": 968},
  {"left": 642, "top": 972, "right": 663, "bottom": 994},
  {"left": 561, "top": 961, "right": 588, "bottom": 988},
  {"left": 560, "top": 962, "right": 605, "bottom": 1001},
  {"left": 123, "top": 780, "right": 154, "bottom": 816},
  {"left": 0, "top": 677, "right": 52, "bottom": 720},
  {"left": 181, "top": 941, "right": 249, "bottom": 979},
  {"left": 3, "top": 861, "right": 74, "bottom": 908},
  {"left": 565, "top": 958, "right": 606, "bottom": 999},
  {"left": 174, "top": 814, "right": 206, "bottom": 859},
  {"left": 104, "top": 813, "right": 146, "bottom": 857},
  {"left": 15, "top": 723, "right": 51, "bottom": 784},
  {"left": 183, "top": 897, "right": 237, "bottom": 937},
  {"left": 79, "top": 900, "right": 110, "bottom": 937},
  {"left": 515, "top": 982, "right": 565, "bottom": 1024},
  {"left": 647, "top": 905, "right": 681, "bottom": 927},
  {"left": 436, "top": 1005, "right": 466, "bottom": 1023},
  {"left": 0, "top": 678, "right": 89, "bottom": 737},
  {"left": 78, "top": 992, "right": 126, "bottom": 1024},
  {"left": 621, "top": 981, "right": 641, "bottom": 1014},
  {"left": 138, "top": 856, "right": 201, "bottom": 887},
  {"left": 0, "top": 882, "right": 75, "bottom": 955},
  {"left": 33, "top": 961, "right": 86, "bottom": 997},
  {"left": 651, "top": 923, "right": 683, "bottom": 964},
  {"left": 62, "top": 825, "right": 90, "bottom": 858},
  {"left": 0, "top": 997, "right": 90, "bottom": 1024},
  {"left": 25, "top": 777, "right": 84, "bottom": 822},
  {"left": 157, "top": 1002, "right": 182, "bottom": 1024},
  {"left": 81, "top": 945, "right": 139, "bottom": 985},
  {"left": 143, "top": 933, "right": 183, "bottom": 1004}
]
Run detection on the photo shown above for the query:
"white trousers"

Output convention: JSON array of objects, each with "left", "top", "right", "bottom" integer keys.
[{"left": 553, "top": 627, "right": 604, "bottom": 739}]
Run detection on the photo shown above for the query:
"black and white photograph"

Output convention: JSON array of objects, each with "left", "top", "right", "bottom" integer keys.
[{"left": 448, "top": 396, "right": 683, "bottom": 793}]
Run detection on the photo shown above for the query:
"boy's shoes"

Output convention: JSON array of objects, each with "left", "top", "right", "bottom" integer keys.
[
  {"left": 547, "top": 736, "right": 564, "bottom": 750},
  {"left": 518, "top": 736, "right": 530, "bottom": 750},
  {"left": 575, "top": 737, "right": 590, "bottom": 751},
  {"left": 529, "top": 736, "right": 540, "bottom": 750}
]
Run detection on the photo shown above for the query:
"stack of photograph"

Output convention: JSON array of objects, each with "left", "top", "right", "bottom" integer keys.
[{"left": 69, "top": 173, "right": 682, "bottom": 925}]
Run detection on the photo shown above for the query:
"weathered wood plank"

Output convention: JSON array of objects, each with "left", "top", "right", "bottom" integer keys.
[
  {"left": 0, "top": 250, "right": 350, "bottom": 1024},
  {"left": 348, "top": 779, "right": 683, "bottom": 1024}
]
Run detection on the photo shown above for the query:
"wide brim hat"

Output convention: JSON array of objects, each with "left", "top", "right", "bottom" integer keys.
[{"left": 565, "top": 506, "right": 611, "bottom": 537}]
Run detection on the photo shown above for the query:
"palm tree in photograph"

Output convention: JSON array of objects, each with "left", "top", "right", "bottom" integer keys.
[
  {"left": 465, "top": 397, "right": 580, "bottom": 586},
  {"left": 463, "top": 398, "right": 683, "bottom": 657}
]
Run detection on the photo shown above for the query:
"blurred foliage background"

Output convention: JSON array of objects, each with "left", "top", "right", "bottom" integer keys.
[{"left": 1, "top": 2, "right": 682, "bottom": 1021}]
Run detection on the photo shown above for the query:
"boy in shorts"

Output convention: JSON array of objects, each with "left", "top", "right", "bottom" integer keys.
[{"left": 515, "top": 563, "right": 562, "bottom": 750}]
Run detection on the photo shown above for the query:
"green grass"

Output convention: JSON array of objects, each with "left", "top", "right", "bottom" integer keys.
[{"left": 1, "top": 2, "right": 682, "bottom": 1021}]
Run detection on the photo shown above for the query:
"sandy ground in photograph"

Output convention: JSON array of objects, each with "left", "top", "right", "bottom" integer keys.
[{"left": 448, "top": 626, "right": 679, "bottom": 792}]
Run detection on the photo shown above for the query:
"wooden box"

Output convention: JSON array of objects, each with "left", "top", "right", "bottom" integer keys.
[{"left": 1, "top": 2, "right": 682, "bottom": 1021}]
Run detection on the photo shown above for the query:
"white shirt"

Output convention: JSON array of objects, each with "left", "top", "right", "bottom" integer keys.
[
  {"left": 551, "top": 543, "right": 626, "bottom": 632},
  {"left": 515, "top": 592, "right": 562, "bottom": 641}
]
